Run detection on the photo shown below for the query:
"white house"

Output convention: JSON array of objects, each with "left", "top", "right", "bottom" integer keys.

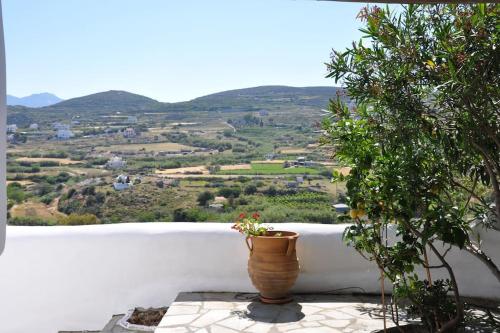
[
  {"left": 53, "top": 122, "right": 70, "bottom": 131},
  {"left": 56, "top": 129, "right": 74, "bottom": 140},
  {"left": 29, "top": 123, "right": 39, "bottom": 130},
  {"left": 123, "top": 128, "right": 136, "bottom": 138},
  {"left": 333, "top": 203, "right": 350, "bottom": 214},
  {"left": 6, "top": 124, "right": 17, "bottom": 133},
  {"left": 106, "top": 156, "right": 126, "bottom": 169},
  {"left": 113, "top": 174, "right": 132, "bottom": 191}
]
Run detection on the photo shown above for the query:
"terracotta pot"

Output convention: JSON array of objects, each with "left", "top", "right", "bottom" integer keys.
[{"left": 246, "top": 231, "right": 300, "bottom": 304}]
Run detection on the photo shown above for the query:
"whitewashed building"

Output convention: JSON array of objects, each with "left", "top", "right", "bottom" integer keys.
[
  {"left": 56, "top": 129, "right": 74, "bottom": 139},
  {"left": 6, "top": 124, "right": 17, "bottom": 133},
  {"left": 106, "top": 156, "right": 126, "bottom": 169},
  {"left": 113, "top": 174, "right": 132, "bottom": 191},
  {"left": 53, "top": 122, "right": 70, "bottom": 131},
  {"left": 123, "top": 127, "right": 136, "bottom": 138},
  {"left": 29, "top": 123, "right": 39, "bottom": 130}
]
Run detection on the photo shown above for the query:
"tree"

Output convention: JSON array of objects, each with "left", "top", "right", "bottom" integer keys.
[
  {"left": 244, "top": 184, "right": 258, "bottom": 195},
  {"left": 197, "top": 191, "right": 214, "bottom": 206},
  {"left": 323, "top": 4, "right": 499, "bottom": 332}
]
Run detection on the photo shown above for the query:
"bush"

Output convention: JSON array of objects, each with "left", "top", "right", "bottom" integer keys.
[
  {"left": 197, "top": 191, "right": 214, "bottom": 206},
  {"left": 7, "top": 184, "right": 25, "bottom": 203},
  {"left": 58, "top": 213, "right": 99, "bottom": 225},
  {"left": 9, "top": 216, "right": 54, "bottom": 226},
  {"left": 244, "top": 184, "right": 257, "bottom": 195},
  {"left": 218, "top": 187, "right": 241, "bottom": 198}
]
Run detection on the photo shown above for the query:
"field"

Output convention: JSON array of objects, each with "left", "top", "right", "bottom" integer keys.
[
  {"left": 15, "top": 157, "right": 83, "bottom": 165},
  {"left": 95, "top": 142, "right": 196, "bottom": 153},
  {"left": 217, "top": 163, "right": 321, "bottom": 175},
  {"left": 6, "top": 86, "right": 349, "bottom": 225}
]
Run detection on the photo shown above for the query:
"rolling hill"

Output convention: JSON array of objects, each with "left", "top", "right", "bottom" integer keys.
[
  {"left": 7, "top": 85, "right": 345, "bottom": 124},
  {"left": 7, "top": 93, "right": 63, "bottom": 107}
]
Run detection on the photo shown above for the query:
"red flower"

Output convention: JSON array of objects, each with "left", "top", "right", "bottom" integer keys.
[
  {"left": 252, "top": 212, "right": 260, "bottom": 219},
  {"left": 238, "top": 213, "right": 246, "bottom": 219}
]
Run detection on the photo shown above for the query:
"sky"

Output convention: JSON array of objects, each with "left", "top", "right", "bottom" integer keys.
[{"left": 4, "top": 0, "right": 367, "bottom": 102}]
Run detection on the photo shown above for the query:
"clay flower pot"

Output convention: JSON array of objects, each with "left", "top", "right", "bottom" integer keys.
[{"left": 246, "top": 231, "right": 300, "bottom": 304}]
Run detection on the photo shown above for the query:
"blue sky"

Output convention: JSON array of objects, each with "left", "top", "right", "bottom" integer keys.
[{"left": 4, "top": 0, "right": 366, "bottom": 102}]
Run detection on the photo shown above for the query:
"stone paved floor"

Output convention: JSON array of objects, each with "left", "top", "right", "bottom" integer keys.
[{"left": 155, "top": 292, "right": 413, "bottom": 333}]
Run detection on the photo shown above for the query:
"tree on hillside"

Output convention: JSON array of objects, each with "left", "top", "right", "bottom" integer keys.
[{"left": 323, "top": 4, "right": 499, "bottom": 332}]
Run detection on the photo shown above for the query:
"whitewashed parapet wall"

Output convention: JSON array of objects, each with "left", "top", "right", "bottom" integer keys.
[
  {"left": 0, "top": 223, "right": 498, "bottom": 333},
  {"left": 0, "top": 0, "right": 7, "bottom": 255}
]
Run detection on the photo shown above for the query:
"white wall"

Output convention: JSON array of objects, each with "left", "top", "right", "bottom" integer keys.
[
  {"left": 0, "top": 223, "right": 498, "bottom": 333},
  {"left": 0, "top": 0, "right": 7, "bottom": 255}
]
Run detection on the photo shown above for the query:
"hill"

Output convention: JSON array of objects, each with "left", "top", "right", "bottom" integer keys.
[
  {"left": 6, "top": 85, "right": 345, "bottom": 123},
  {"left": 7, "top": 93, "right": 63, "bottom": 107},
  {"left": 186, "top": 86, "right": 345, "bottom": 111},
  {"left": 50, "top": 90, "right": 162, "bottom": 112}
]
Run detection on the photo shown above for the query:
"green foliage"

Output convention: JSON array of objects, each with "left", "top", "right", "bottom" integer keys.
[
  {"left": 58, "top": 213, "right": 99, "bottom": 225},
  {"left": 323, "top": 4, "right": 500, "bottom": 330},
  {"left": 9, "top": 216, "right": 54, "bottom": 226},
  {"left": 7, "top": 183, "right": 25, "bottom": 203},
  {"left": 218, "top": 187, "right": 241, "bottom": 198},
  {"left": 197, "top": 191, "right": 214, "bottom": 206},
  {"left": 244, "top": 184, "right": 258, "bottom": 195},
  {"left": 217, "top": 163, "right": 320, "bottom": 175}
]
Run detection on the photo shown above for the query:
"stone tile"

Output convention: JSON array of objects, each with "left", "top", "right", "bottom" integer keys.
[
  {"left": 155, "top": 327, "right": 188, "bottom": 333},
  {"left": 299, "top": 305, "right": 323, "bottom": 315},
  {"left": 204, "top": 301, "right": 238, "bottom": 310},
  {"left": 245, "top": 322, "right": 275, "bottom": 333},
  {"left": 288, "top": 328, "right": 341, "bottom": 333},
  {"left": 194, "top": 329, "right": 209, "bottom": 333},
  {"left": 210, "top": 325, "right": 240, "bottom": 333},
  {"left": 319, "top": 319, "right": 351, "bottom": 328},
  {"left": 217, "top": 315, "right": 255, "bottom": 331},
  {"left": 167, "top": 305, "right": 200, "bottom": 315},
  {"left": 190, "top": 309, "right": 231, "bottom": 327},
  {"left": 321, "top": 310, "right": 354, "bottom": 320},
  {"left": 157, "top": 314, "right": 199, "bottom": 327}
]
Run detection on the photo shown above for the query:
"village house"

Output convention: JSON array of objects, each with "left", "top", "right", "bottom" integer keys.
[
  {"left": 123, "top": 127, "right": 136, "bottom": 138},
  {"left": 6, "top": 124, "right": 17, "bottom": 133},
  {"left": 29, "top": 123, "right": 39, "bottom": 130},
  {"left": 126, "top": 116, "right": 138, "bottom": 123},
  {"left": 113, "top": 174, "right": 132, "bottom": 191},
  {"left": 53, "top": 122, "right": 70, "bottom": 131},
  {"left": 333, "top": 203, "right": 350, "bottom": 214},
  {"left": 105, "top": 156, "right": 126, "bottom": 169},
  {"left": 56, "top": 129, "right": 74, "bottom": 140}
]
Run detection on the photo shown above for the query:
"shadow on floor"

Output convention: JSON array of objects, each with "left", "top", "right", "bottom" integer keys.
[{"left": 230, "top": 301, "right": 305, "bottom": 324}]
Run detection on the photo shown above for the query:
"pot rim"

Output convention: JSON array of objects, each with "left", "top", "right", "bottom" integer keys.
[{"left": 250, "top": 231, "right": 299, "bottom": 239}]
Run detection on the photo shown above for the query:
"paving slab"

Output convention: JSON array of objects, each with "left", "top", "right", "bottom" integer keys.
[{"left": 155, "top": 293, "right": 411, "bottom": 333}]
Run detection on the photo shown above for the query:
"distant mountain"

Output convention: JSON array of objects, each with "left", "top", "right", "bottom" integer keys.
[
  {"left": 51, "top": 90, "right": 161, "bottom": 111},
  {"left": 190, "top": 86, "right": 345, "bottom": 109},
  {"left": 7, "top": 86, "right": 345, "bottom": 123},
  {"left": 7, "top": 93, "right": 63, "bottom": 107}
]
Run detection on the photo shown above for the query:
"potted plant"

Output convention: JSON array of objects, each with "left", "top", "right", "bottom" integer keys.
[{"left": 232, "top": 212, "right": 300, "bottom": 304}]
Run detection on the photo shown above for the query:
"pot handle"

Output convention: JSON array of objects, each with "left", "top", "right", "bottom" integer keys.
[
  {"left": 245, "top": 236, "right": 253, "bottom": 253},
  {"left": 286, "top": 237, "right": 296, "bottom": 256}
]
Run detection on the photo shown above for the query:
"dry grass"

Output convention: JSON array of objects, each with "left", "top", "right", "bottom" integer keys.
[
  {"left": 15, "top": 157, "right": 83, "bottom": 165},
  {"left": 220, "top": 164, "right": 251, "bottom": 170},
  {"left": 279, "top": 147, "right": 308, "bottom": 154},
  {"left": 155, "top": 166, "right": 208, "bottom": 174},
  {"left": 10, "top": 201, "right": 66, "bottom": 222},
  {"left": 95, "top": 142, "right": 195, "bottom": 153}
]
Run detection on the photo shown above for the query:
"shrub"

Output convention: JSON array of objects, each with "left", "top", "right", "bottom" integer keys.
[
  {"left": 218, "top": 187, "right": 241, "bottom": 198},
  {"left": 197, "top": 191, "right": 214, "bottom": 206},
  {"left": 244, "top": 184, "right": 257, "bottom": 195},
  {"left": 58, "top": 213, "right": 99, "bottom": 225},
  {"left": 9, "top": 216, "right": 54, "bottom": 226}
]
